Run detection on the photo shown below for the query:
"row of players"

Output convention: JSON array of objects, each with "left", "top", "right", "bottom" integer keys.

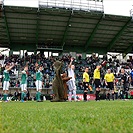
[
  {"left": 2, "top": 57, "right": 133, "bottom": 102},
  {"left": 2, "top": 62, "right": 43, "bottom": 102}
]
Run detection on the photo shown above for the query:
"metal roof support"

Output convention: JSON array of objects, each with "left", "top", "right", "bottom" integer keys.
[
  {"left": 3, "top": 7, "right": 11, "bottom": 45},
  {"left": 36, "top": 8, "right": 40, "bottom": 48},
  {"left": 123, "top": 44, "right": 133, "bottom": 55},
  {"left": 84, "top": 15, "right": 103, "bottom": 52},
  {"left": 107, "top": 18, "right": 131, "bottom": 51},
  {"left": 61, "top": 10, "right": 73, "bottom": 49}
]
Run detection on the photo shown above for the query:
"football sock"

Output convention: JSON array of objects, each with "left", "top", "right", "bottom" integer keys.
[{"left": 3, "top": 93, "right": 7, "bottom": 101}]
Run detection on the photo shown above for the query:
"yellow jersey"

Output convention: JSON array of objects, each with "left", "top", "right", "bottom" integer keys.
[
  {"left": 94, "top": 68, "right": 100, "bottom": 79},
  {"left": 83, "top": 72, "right": 90, "bottom": 82},
  {"left": 104, "top": 73, "right": 115, "bottom": 82}
]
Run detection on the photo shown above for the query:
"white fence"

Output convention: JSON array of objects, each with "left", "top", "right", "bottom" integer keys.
[{"left": 39, "top": 0, "right": 104, "bottom": 12}]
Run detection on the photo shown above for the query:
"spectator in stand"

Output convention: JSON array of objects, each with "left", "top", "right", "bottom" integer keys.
[
  {"left": 14, "top": 89, "right": 20, "bottom": 101},
  {"left": 26, "top": 89, "right": 30, "bottom": 101},
  {"left": 45, "top": 80, "right": 50, "bottom": 88},
  {"left": 16, "top": 80, "right": 20, "bottom": 87}
]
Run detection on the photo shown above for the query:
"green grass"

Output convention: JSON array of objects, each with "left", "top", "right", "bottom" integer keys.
[{"left": 0, "top": 100, "right": 133, "bottom": 133}]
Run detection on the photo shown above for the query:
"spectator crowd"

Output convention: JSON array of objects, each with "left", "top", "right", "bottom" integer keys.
[
  {"left": 0, "top": 53, "right": 133, "bottom": 88},
  {"left": 0, "top": 52, "right": 133, "bottom": 99}
]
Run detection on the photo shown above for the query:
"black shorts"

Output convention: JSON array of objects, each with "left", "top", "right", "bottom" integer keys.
[
  {"left": 107, "top": 82, "right": 114, "bottom": 90},
  {"left": 123, "top": 83, "right": 129, "bottom": 91},
  {"left": 131, "top": 81, "right": 133, "bottom": 86},
  {"left": 94, "top": 79, "right": 101, "bottom": 88},
  {"left": 83, "top": 82, "right": 89, "bottom": 91}
]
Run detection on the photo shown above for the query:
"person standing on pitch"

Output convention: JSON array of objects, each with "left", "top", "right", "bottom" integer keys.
[
  {"left": 120, "top": 68, "right": 129, "bottom": 100},
  {"left": 130, "top": 69, "right": 133, "bottom": 86},
  {"left": 21, "top": 65, "right": 28, "bottom": 102},
  {"left": 104, "top": 69, "right": 115, "bottom": 100},
  {"left": 93, "top": 65, "right": 102, "bottom": 101},
  {"left": 67, "top": 57, "right": 77, "bottom": 101},
  {"left": 3, "top": 63, "right": 15, "bottom": 102},
  {"left": 35, "top": 65, "right": 43, "bottom": 102},
  {"left": 83, "top": 67, "right": 90, "bottom": 101}
]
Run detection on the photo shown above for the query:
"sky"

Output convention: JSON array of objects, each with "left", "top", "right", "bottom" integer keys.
[
  {"left": 103, "top": 0, "right": 133, "bottom": 16},
  {"left": 3, "top": 0, "right": 133, "bottom": 16}
]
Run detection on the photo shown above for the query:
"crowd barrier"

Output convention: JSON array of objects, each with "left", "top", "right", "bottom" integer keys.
[
  {"left": 0, "top": 87, "right": 53, "bottom": 96},
  {"left": 0, "top": 86, "right": 133, "bottom": 100}
]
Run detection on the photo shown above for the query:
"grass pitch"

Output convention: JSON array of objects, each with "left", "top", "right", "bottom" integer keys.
[{"left": 0, "top": 100, "right": 133, "bottom": 133}]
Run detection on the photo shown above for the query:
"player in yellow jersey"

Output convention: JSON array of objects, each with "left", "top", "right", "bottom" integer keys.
[
  {"left": 93, "top": 65, "right": 102, "bottom": 101},
  {"left": 104, "top": 69, "right": 115, "bottom": 100},
  {"left": 83, "top": 67, "right": 90, "bottom": 101}
]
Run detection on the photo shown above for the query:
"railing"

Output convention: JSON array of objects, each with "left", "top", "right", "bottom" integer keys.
[
  {"left": 39, "top": 0, "right": 104, "bottom": 13},
  {"left": 37, "top": 45, "right": 63, "bottom": 51}
]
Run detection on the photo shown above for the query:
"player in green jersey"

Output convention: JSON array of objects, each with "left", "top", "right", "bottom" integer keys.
[
  {"left": 3, "top": 63, "right": 15, "bottom": 102},
  {"left": 21, "top": 66, "right": 28, "bottom": 102},
  {"left": 35, "top": 65, "right": 43, "bottom": 102}
]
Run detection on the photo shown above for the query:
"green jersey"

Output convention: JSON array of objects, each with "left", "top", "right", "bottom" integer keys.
[
  {"left": 36, "top": 70, "right": 43, "bottom": 81},
  {"left": 3, "top": 70, "right": 10, "bottom": 81},
  {"left": 21, "top": 70, "right": 27, "bottom": 84}
]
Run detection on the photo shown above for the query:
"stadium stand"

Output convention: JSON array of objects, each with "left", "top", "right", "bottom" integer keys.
[
  {"left": 0, "top": 0, "right": 133, "bottom": 100},
  {"left": 0, "top": 0, "right": 132, "bottom": 54},
  {"left": 0, "top": 53, "right": 133, "bottom": 98}
]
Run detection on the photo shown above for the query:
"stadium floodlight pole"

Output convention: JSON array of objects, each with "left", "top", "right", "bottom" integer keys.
[
  {"left": 61, "top": 9, "right": 73, "bottom": 49},
  {"left": 107, "top": 17, "right": 132, "bottom": 51},
  {"left": 84, "top": 14, "right": 103, "bottom": 52}
]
